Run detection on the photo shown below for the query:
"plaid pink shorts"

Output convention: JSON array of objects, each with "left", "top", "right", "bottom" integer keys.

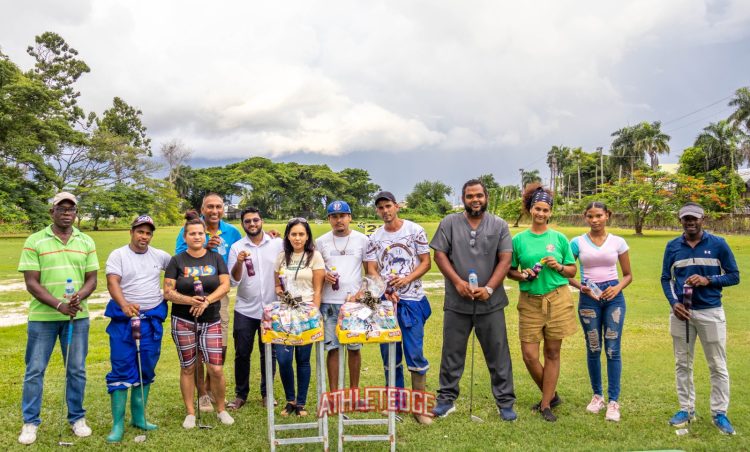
[{"left": 171, "top": 316, "right": 224, "bottom": 367}]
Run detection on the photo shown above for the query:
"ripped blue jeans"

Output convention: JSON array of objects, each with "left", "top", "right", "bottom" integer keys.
[{"left": 577, "top": 280, "right": 626, "bottom": 402}]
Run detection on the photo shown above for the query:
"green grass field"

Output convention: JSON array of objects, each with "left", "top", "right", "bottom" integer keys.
[{"left": 0, "top": 222, "right": 748, "bottom": 451}]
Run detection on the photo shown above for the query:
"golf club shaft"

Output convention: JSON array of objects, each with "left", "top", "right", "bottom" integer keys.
[
  {"left": 194, "top": 317, "right": 201, "bottom": 426},
  {"left": 469, "top": 299, "right": 476, "bottom": 417},
  {"left": 59, "top": 317, "right": 74, "bottom": 443},
  {"left": 685, "top": 316, "right": 692, "bottom": 419},
  {"left": 136, "top": 338, "right": 147, "bottom": 440}
]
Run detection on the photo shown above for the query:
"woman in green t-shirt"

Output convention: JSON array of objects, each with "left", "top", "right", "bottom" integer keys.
[{"left": 508, "top": 184, "right": 577, "bottom": 422}]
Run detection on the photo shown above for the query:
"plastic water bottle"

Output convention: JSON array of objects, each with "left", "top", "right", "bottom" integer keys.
[
  {"left": 468, "top": 269, "right": 479, "bottom": 290},
  {"left": 584, "top": 279, "right": 603, "bottom": 299},
  {"left": 193, "top": 277, "right": 204, "bottom": 297},
  {"left": 331, "top": 266, "right": 340, "bottom": 291},
  {"left": 216, "top": 232, "right": 227, "bottom": 256},
  {"left": 64, "top": 278, "right": 75, "bottom": 300},
  {"left": 244, "top": 252, "right": 256, "bottom": 277}
]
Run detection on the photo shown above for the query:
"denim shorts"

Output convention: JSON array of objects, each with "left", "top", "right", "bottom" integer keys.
[{"left": 321, "top": 303, "right": 362, "bottom": 352}]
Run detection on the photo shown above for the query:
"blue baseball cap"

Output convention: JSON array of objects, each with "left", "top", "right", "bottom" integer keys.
[{"left": 326, "top": 200, "right": 352, "bottom": 216}]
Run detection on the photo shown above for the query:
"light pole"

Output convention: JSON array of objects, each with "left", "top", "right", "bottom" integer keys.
[
  {"left": 519, "top": 168, "right": 524, "bottom": 192},
  {"left": 597, "top": 146, "right": 604, "bottom": 194}
]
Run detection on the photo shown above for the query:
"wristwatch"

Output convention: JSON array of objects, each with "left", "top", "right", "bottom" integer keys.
[{"left": 485, "top": 286, "right": 494, "bottom": 296}]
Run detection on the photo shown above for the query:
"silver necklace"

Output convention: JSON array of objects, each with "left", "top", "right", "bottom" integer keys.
[{"left": 332, "top": 233, "right": 351, "bottom": 255}]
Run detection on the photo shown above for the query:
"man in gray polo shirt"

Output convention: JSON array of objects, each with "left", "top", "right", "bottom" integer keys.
[{"left": 429, "top": 179, "right": 516, "bottom": 421}]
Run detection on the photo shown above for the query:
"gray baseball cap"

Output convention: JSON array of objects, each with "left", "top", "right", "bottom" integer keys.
[{"left": 678, "top": 204, "right": 704, "bottom": 219}]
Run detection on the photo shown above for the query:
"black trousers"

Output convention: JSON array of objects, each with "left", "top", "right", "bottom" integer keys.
[
  {"left": 437, "top": 308, "right": 515, "bottom": 408},
  {"left": 233, "top": 311, "right": 276, "bottom": 400}
]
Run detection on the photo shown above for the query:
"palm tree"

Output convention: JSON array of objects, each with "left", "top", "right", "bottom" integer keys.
[
  {"left": 728, "top": 86, "right": 750, "bottom": 132},
  {"left": 634, "top": 121, "right": 671, "bottom": 170},
  {"left": 694, "top": 120, "right": 747, "bottom": 171},
  {"left": 546, "top": 145, "right": 570, "bottom": 193},
  {"left": 610, "top": 125, "right": 645, "bottom": 177},
  {"left": 521, "top": 169, "right": 542, "bottom": 189}
]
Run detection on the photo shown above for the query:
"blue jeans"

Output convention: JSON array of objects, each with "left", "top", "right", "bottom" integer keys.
[
  {"left": 577, "top": 281, "right": 625, "bottom": 402},
  {"left": 380, "top": 297, "right": 431, "bottom": 389},
  {"left": 22, "top": 318, "right": 90, "bottom": 425},
  {"left": 275, "top": 344, "right": 312, "bottom": 406}
]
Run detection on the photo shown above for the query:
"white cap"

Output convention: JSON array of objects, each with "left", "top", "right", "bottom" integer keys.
[{"left": 52, "top": 192, "right": 77, "bottom": 206}]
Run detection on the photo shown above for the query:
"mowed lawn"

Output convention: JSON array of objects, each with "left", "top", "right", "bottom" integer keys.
[{"left": 0, "top": 222, "right": 748, "bottom": 451}]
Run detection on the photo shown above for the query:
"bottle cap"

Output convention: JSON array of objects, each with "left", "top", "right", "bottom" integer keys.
[{"left": 67, "top": 278, "right": 72, "bottom": 283}]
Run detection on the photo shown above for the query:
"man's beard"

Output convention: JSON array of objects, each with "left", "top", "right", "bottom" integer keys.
[
  {"left": 247, "top": 228, "right": 263, "bottom": 237},
  {"left": 464, "top": 203, "right": 487, "bottom": 217}
]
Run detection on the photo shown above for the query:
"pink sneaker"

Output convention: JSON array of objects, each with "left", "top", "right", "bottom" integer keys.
[
  {"left": 586, "top": 395, "right": 605, "bottom": 414},
  {"left": 605, "top": 401, "right": 621, "bottom": 422}
]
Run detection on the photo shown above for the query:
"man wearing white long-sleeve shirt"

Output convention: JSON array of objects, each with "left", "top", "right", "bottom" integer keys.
[{"left": 227, "top": 207, "right": 283, "bottom": 410}]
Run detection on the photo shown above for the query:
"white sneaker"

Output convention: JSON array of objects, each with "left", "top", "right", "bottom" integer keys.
[
  {"left": 605, "top": 401, "right": 621, "bottom": 422},
  {"left": 586, "top": 395, "right": 606, "bottom": 414},
  {"left": 18, "top": 423, "right": 38, "bottom": 445},
  {"left": 217, "top": 411, "right": 235, "bottom": 425},
  {"left": 199, "top": 395, "right": 214, "bottom": 412},
  {"left": 71, "top": 418, "right": 92, "bottom": 437},
  {"left": 182, "top": 414, "right": 196, "bottom": 429}
]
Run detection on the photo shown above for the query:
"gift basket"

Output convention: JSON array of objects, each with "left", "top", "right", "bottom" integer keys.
[
  {"left": 262, "top": 273, "right": 324, "bottom": 345},
  {"left": 336, "top": 275, "right": 402, "bottom": 344}
]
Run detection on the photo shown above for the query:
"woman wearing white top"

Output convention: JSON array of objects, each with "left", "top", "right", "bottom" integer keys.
[
  {"left": 569, "top": 202, "right": 632, "bottom": 422},
  {"left": 274, "top": 218, "right": 325, "bottom": 417}
]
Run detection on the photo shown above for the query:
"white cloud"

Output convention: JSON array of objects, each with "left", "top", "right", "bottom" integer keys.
[{"left": 1, "top": 0, "right": 748, "bottom": 163}]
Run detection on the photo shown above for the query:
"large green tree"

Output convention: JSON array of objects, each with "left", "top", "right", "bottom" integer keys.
[
  {"left": 601, "top": 170, "right": 726, "bottom": 234},
  {"left": 0, "top": 54, "right": 72, "bottom": 228},
  {"left": 26, "top": 31, "right": 91, "bottom": 125},
  {"left": 405, "top": 180, "right": 453, "bottom": 216}
]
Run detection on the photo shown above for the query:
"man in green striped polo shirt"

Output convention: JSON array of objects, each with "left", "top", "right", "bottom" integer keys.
[{"left": 17, "top": 192, "right": 99, "bottom": 445}]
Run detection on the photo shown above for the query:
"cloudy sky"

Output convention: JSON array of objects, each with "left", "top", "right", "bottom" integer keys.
[{"left": 2, "top": 0, "right": 749, "bottom": 200}]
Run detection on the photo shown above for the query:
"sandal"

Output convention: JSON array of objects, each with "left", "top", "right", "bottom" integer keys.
[
  {"left": 280, "top": 402, "right": 296, "bottom": 417},
  {"left": 227, "top": 398, "right": 246, "bottom": 411},
  {"left": 295, "top": 405, "right": 308, "bottom": 417}
]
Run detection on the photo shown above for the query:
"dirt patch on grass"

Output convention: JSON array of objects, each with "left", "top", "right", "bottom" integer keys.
[{"left": 0, "top": 291, "right": 109, "bottom": 327}]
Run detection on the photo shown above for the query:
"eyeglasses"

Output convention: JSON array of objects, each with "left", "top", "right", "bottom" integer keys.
[
  {"left": 54, "top": 207, "right": 78, "bottom": 214},
  {"left": 469, "top": 230, "right": 476, "bottom": 248},
  {"left": 287, "top": 217, "right": 308, "bottom": 224},
  {"left": 243, "top": 218, "right": 262, "bottom": 224}
]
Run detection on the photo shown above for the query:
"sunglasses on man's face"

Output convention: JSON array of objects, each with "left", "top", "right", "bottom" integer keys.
[{"left": 243, "top": 218, "right": 262, "bottom": 224}]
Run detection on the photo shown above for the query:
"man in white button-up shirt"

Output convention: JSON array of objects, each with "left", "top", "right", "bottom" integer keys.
[{"left": 227, "top": 207, "right": 283, "bottom": 410}]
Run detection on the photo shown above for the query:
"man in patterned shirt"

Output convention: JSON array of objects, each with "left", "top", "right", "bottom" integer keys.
[{"left": 365, "top": 191, "right": 433, "bottom": 425}]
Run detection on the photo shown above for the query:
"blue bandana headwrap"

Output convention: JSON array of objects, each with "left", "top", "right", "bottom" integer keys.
[{"left": 531, "top": 188, "right": 553, "bottom": 208}]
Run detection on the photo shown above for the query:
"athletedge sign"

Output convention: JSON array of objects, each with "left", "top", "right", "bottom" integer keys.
[{"left": 317, "top": 387, "right": 436, "bottom": 417}]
